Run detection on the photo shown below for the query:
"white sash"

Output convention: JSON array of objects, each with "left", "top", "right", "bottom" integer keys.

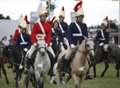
[
  {"left": 51, "top": 28, "right": 55, "bottom": 33},
  {"left": 38, "top": 21, "right": 46, "bottom": 36},
  {"left": 20, "top": 34, "right": 27, "bottom": 45},
  {"left": 100, "top": 30, "right": 105, "bottom": 40},
  {"left": 59, "top": 23, "right": 65, "bottom": 33},
  {"left": 73, "top": 22, "right": 83, "bottom": 36}
]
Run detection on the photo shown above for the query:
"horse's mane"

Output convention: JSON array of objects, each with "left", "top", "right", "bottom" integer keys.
[{"left": 78, "top": 40, "right": 86, "bottom": 52}]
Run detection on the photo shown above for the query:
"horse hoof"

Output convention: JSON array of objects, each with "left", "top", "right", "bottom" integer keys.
[
  {"left": 50, "top": 79, "right": 57, "bottom": 85},
  {"left": 7, "top": 65, "right": 13, "bottom": 68},
  {"left": 101, "top": 74, "right": 104, "bottom": 78},
  {"left": 85, "top": 75, "right": 93, "bottom": 80},
  {"left": 6, "top": 80, "right": 9, "bottom": 84},
  {"left": 94, "top": 75, "right": 96, "bottom": 78}
]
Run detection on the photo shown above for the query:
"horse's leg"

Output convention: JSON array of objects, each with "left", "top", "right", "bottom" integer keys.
[
  {"left": 15, "top": 72, "right": 18, "bottom": 88},
  {"left": 40, "top": 78, "right": 44, "bottom": 88},
  {"left": 30, "top": 74, "right": 35, "bottom": 88},
  {"left": 115, "top": 62, "right": 120, "bottom": 78},
  {"left": 25, "top": 73, "right": 29, "bottom": 88},
  {"left": 7, "top": 57, "right": 13, "bottom": 68},
  {"left": 15, "top": 69, "right": 20, "bottom": 88},
  {"left": 86, "top": 55, "right": 92, "bottom": 76},
  {"left": 48, "top": 52, "right": 55, "bottom": 82},
  {"left": 2, "top": 64, "right": 9, "bottom": 84},
  {"left": 0, "top": 64, "right": 2, "bottom": 78},
  {"left": 93, "top": 63, "right": 96, "bottom": 78},
  {"left": 86, "top": 64, "right": 92, "bottom": 79},
  {"left": 72, "top": 73, "right": 79, "bottom": 88},
  {"left": 34, "top": 69, "right": 41, "bottom": 88},
  {"left": 79, "top": 74, "right": 85, "bottom": 88},
  {"left": 101, "top": 62, "right": 109, "bottom": 77}
]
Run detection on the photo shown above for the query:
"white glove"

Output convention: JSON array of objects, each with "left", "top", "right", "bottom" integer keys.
[
  {"left": 56, "top": 37, "right": 59, "bottom": 41},
  {"left": 33, "top": 43, "right": 37, "bottom": 46},
  {"left": 19, "top": 64, "right": 23, "bottom": 69},
  {"left": 103, "top": 44, "right": 109, "bottom": 52},
  {"left": 24, "top": 48, "right": 28, "bottom": 52},
  {"left": 50, "top": 43, "right": 52, "bottom": 46},
  {"left": 64, "top": 38, "right": 67, "bottom": 42},
  {"left": 45, "top": 43, "right": 48, "bottom": 47},
  {"left": 26, "top": 44, "right": 36, "bottom": 59},
  {"left": 70, "top": 44, "right": 76, "bottom": 48},
  {"left": 99, "top": 43, "right": 104, "bottom": 46},
  {"left": 60, "top": 42, "right": 63, "bottom": 46}
]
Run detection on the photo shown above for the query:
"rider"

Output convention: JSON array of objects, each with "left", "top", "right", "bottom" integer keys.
[
  {"left": 13, "top": 15, "right": 31, "bottom": 49},
  {"left": 63, "top": 1, "right": 88, "bottom": 73},
  {"left": 67, "top": 1, "right": 88, "bottom": 59},
  {"left": 1, "top": 36, "right": 9, "bottom": 57},
  {"left": 58, "top": 6, "right": 69, "bottom": 47},
  {"left": 95, "top": 16, "right": 109, "bottom": 52},
  {"left": 26, "top": 4, "right": 55, "bottom": 60},
  {"left": 51, "top": 18, "right": 63, "bottom": 54}
]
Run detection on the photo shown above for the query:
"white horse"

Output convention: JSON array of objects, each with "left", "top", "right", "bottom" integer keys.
[
  {"left": 50, "top": 38, "right": 70, "bottom": 84},
  {"left": 34, "top": 34, "right": 51, "bottom": 88}
]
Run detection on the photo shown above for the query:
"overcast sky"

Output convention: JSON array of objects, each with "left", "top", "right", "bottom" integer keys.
[{"left": 0, "top": 0, "right": 119, "bottom": 26}]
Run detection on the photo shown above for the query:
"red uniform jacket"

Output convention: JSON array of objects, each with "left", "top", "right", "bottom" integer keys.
[
  {"left": 13, "top": 29, "right": 20, "bottom": 44},
  {"left": 31, "top": 21, "right": 52, "bottom": 46}
]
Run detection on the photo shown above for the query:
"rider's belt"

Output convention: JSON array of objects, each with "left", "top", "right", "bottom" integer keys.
[
  {"left": 73, "top": 33, "right": 82, "bottom": 37},
  {"left": 20, "top": 42, "right": 28, "bottom": 45}
]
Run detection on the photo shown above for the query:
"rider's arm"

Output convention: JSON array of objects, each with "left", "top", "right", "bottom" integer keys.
[
  {"left": 82, "top": 23, "right": 88, "bottom": 38},
  {"left": 68, "top": 23, "right": 74, "bottom": 45},
  {"left": 31, "top": 23, "right": 38, "bottom": 44},
  {"left": 105, "top": 32, "right": 110, "bottom": 44},
  {"left": 46, "top": 23, "right": 52, "bottom": 46},
  {"left": 95, "top": 30, "right": 101, "bottom": 42},
  {"left": 13, "top": 29, "right": 20, "bottom": 44}
]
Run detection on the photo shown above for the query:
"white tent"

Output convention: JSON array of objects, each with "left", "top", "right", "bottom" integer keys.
[{"left": 0, "top": 20, "right": 18, "bottom": 40}]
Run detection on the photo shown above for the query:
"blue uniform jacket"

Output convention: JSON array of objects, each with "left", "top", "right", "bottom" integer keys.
[
  {"left": 52, "top": 28, "right": 63, "bottom": 43},
  {"left": 95, "top": 30, "right": 109, "bottom": 44},
  {"left": 59, "top": 21, "right": 68, "bottom": 42},
  {"left": 16, "top": 33, "right": 31, "bottom": 47},
  {"left": 68, "top": 22, "right": 88, "bottom": 45}
]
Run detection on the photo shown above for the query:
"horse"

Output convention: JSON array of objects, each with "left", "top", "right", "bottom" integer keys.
[
  {"left": 54, "top": 38, "right": 95, "bottom": 86},
  {"left": 0, "top": 41, "right": 9, "bottom": 84},
  {"left": 51, "top": 37, "right": 71, "bottom": 84},
  {"left": 8, "top": 44, "right": 30, "bottom": 88},
  {"left": 34, "top": 34, "right": 51, "bottom": 88},
  {"left": 70, "top": 39, "right": 95, "bottom": 88},
  {"left": 87, "top": 37, "right": 120, "bottom": 78}
]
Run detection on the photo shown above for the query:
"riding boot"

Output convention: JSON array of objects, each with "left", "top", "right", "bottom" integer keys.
[
  {"left": 63, "top": 59, "right": 70, "bottom": 73},
  {"left": 26, "top": 44, "right": 36, "bottom": 59},
  {"left": 47, "top": 46, "right": 55, "bottom": 58}
]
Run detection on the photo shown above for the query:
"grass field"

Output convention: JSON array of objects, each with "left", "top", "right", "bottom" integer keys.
[{"left": 0, "top": 63, "right": 120, "bottom": 88}]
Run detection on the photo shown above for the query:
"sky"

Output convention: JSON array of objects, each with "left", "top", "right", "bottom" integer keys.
[{"left": 0, "top": 0, "right": 119, "bottom": 26}]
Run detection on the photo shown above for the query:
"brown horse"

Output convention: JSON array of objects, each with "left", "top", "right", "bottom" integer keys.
[
  {"left": 54, "top": 38, "right": 95, "bottom": 87},
  {"left": 70, "top": 40, "right": 88, "bottom": 88},
  {"left": 70, "top": 39, "right": 94, "bottom": 88}
]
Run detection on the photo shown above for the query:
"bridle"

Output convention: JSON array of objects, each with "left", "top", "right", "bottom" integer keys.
[{"left": 77, "top": 39, "right": 94, "bottom": 55}]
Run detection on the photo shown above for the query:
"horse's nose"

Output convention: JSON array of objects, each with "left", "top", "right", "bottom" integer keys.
[
  {"left": 90, "top": 50, "right": 95, "bottom": 57},
  {"left": 40, "top": 48, "right": 45, "bottom": 56}
]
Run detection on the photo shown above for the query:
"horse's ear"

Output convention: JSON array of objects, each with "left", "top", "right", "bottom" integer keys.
[{"left": 84, "top": 36, "right": 87, "bottom": 40}]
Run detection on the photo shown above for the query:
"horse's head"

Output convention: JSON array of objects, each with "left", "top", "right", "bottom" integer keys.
[
  {"left": 63, "top": 38, "right": 70, "bottom": 49},
  {"left": 85, "top": 38, "right": 95, "bottom": 57},
  {"left": 36, "top": 34, "right": 47, "bottom": 56}
]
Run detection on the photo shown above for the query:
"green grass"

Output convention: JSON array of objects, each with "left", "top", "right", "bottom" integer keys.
[{"left": 0, "top": 63, "right": 120, "bottom": 88}]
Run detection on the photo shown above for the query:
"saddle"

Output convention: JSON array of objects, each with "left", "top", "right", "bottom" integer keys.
[{"left": 61, "top": 48, "right": 77, "bottom": 74}]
